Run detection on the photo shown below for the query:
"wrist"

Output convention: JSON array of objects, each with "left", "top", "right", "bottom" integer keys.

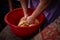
[{"left": 30, "top": 15, "right": 36, "bottom": 20}]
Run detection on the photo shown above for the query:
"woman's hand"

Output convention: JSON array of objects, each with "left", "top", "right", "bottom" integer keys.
[
  {"left": 20, "top": 0, "right": 28, "bottom": 19},
  {"left": 26, "top": 16, "right": 36, "bottom": 24},
  {"left": 24, "top": 13, "right": 28, "bottom": 19},
  {"left": 27, "top": 0, "right": 51, "bottom": 24}
]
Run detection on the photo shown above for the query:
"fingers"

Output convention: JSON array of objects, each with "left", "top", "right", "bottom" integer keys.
[
  {"left": 26, "top": 16, "right": 35, "bottom": 24},
  {"left": 24, "top": 14, "right": 28, "bottom": 19}
]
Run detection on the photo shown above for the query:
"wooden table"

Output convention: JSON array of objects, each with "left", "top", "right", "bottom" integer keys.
[{"left": 0, "top": 16, "right": 60, "bottom": 40}]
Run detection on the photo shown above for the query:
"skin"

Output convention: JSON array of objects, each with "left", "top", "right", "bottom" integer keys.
[
  {"left": 20, "top": 0, "right": 28, "bottom": 18},
  {"left": 20, "top": 0, "right": 51, "bottom": 24}
]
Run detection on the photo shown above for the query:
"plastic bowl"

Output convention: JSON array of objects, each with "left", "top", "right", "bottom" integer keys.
[{"left": 4, "top": 8, "right": 45, "bottom": 37}]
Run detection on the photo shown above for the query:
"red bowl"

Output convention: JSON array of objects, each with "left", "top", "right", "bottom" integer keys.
[{"left": 4, "top": 8, "right": 45, "bottom": 37}]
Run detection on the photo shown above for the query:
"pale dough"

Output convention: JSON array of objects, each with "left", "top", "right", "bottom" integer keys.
[{"left": 18, "top": 17, "right": 39, "bottom": 27}]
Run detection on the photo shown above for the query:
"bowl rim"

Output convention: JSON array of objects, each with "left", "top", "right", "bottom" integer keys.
[{"left": 4, "top": 8, "right": 45, "bottom": 28}]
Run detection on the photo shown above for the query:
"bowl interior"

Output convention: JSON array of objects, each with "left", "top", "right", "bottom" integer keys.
[{"left": 5, "top": 8, "right": 45, "bottom": 27}]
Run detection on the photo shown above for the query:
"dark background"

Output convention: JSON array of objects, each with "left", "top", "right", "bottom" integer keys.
[{"left": 0, "top": 0, "right": 21, "bottom": 32}]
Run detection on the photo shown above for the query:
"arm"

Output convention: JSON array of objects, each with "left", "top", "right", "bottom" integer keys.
[
  {"left": 20, "top": 0, "right": 28, "bottom": 18},
  {"left": 26, "top": 0, "right": 51, "bottom": 24},
  {"left": 31, "top": 0, "right": 51, "bottom": 19},
  {"left": 8, "top": 0, "right": 13, "bottom": 10}
]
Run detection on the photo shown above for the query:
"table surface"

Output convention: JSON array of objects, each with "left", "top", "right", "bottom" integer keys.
[{"left": 0, "top": 16, "right": 60, "bottom": 40}]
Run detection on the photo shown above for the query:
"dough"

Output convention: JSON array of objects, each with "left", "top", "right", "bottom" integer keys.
[{"left": 18, "top": 17, "right": 39, "bottom": 27}]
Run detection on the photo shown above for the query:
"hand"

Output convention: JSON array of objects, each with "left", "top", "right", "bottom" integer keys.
[
  {"left": 24, "top": 14, "right": 28, "bottom": 19},
  {"left": 26, "top": 16, "right": 35, "bottom": 24}
]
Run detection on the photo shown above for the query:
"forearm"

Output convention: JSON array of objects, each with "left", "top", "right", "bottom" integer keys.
[
  {"left": 31, "top": 0, "right": 51, "bottom": 19},
  {"left": 20, "top": 0, "right": 28, "bottom": 16}
]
